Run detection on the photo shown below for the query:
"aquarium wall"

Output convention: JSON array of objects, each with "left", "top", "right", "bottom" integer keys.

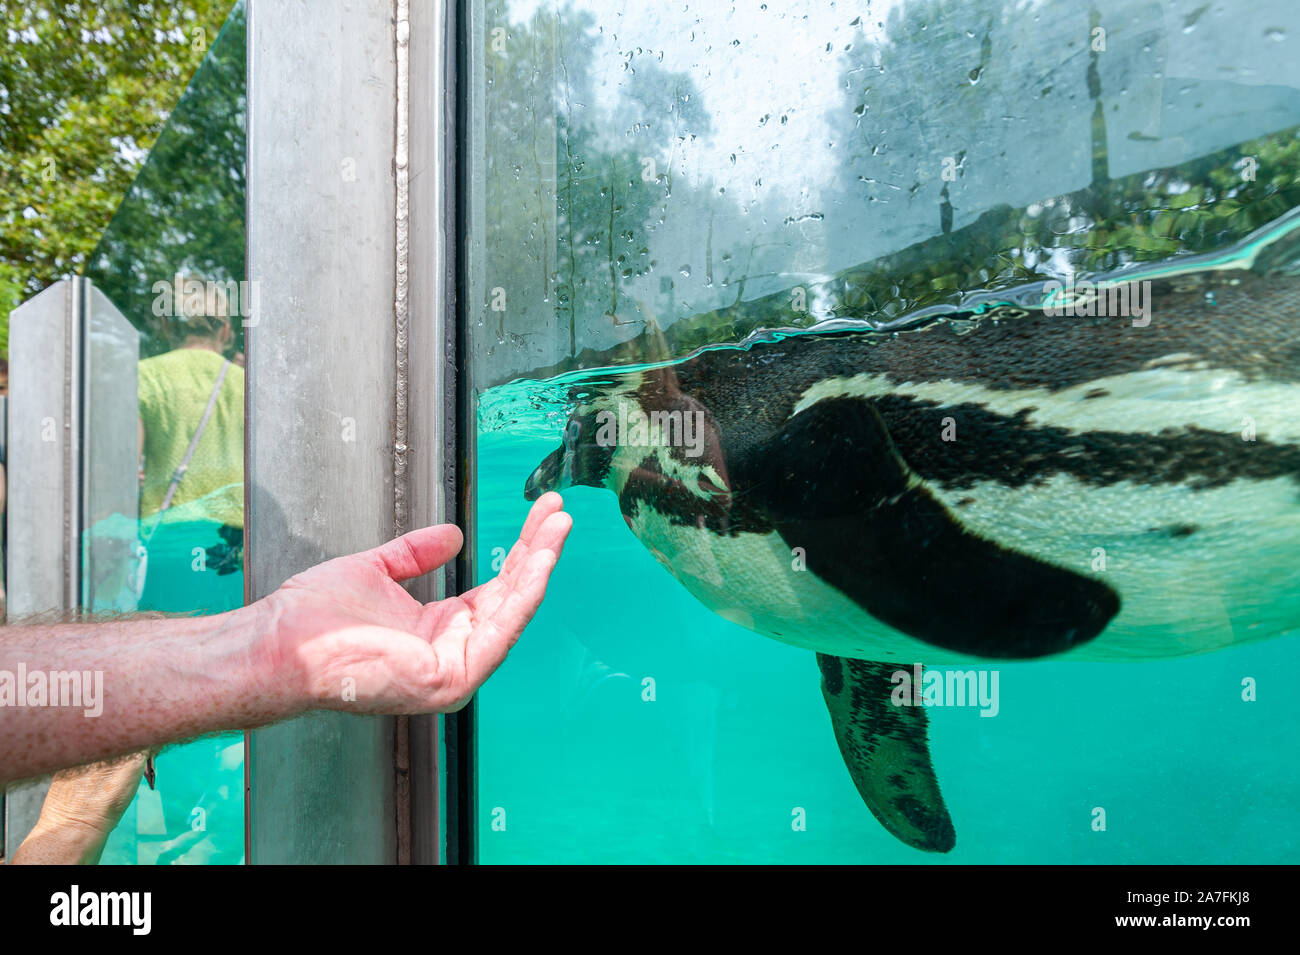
[
  {"left": 466, "top": 0, "right": 1300, "bottom": 862},
  {"left": 241, "top": 0, "right": 454, "bottom": 864},
  {"left": 5, "top": 0, "right": 432, "bottom": 866}
]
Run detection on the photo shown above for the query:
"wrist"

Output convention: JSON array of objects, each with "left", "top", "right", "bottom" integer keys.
[{"left": 235, "top": 595, "right": 314, "bottom": 722}]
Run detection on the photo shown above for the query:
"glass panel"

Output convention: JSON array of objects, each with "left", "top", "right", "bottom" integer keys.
[
  {"left": 79, "top": 1, "right": 246, "bottom": 865},
  {"left": 81, "top": 283, "right": 140, "bottom": 616},
  {"left": 467, "top": 0, "right": 1300, "bottom": 861},
  {"left": 1, "top": 393, "right": 6, "bottom": 620}
]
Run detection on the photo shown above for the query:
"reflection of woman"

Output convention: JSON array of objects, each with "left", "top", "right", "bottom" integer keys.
[
  {"left": 108, "top": 277, "right": 248, "bottom": 864},
  {"left": 137, "top": 277, "right": 245, "bottom": 604}
]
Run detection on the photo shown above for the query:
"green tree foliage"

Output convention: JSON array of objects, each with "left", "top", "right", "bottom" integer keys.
[
  {"left": 84, "top": 2, "right": 246, "bottom": 358},
  {"left": 0, "top": 0, "right": 235, "bottom": 360}
]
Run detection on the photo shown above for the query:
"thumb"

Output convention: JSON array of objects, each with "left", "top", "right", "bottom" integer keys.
[{"left": 362, "top": 524, "right": 464, "bottom": 582}]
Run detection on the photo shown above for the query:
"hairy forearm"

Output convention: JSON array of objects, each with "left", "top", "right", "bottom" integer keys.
[
  {"left": 0, "top": 499, "right": 571, "bottom": 786},
  {"left": 0, "top": 604, "right": 299, "bottom": 785}
]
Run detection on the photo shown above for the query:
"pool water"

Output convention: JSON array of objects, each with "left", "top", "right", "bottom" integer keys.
[
  {"left": 98, "top": 519, "right": 245, "bottom": 866},
  {"left": 475, "top": 420, "right": 1300, "bottom": 864}
]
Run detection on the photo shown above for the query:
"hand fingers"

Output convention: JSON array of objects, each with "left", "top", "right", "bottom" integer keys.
[
  {"left": 521, "top": 491, "right": 565, "bottom": 541},
  {"left": 464, "top": 510, "right": 571, "bottom": 619},
  {"left": 364, "top": 524, "right": 464, "bottom": 582},
  {"left": 498, "top": 492, "right": 566, "bottom": 580},
  {"left": 50, "top": 750, "right": 148, "bottom": 785},
  {"left": 464, "top": 546, "right": 561, "bottom": 687},
  {"left": 528, "top": 509, "right": 572, "bottom": 562}
]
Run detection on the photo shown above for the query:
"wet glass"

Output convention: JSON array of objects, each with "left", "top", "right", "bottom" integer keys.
[
  {"left": 77, "top": 0, "right": 247, "bottom": 865},
  {"left": 467, "top": 0, "right": 1300, "bottom": 861}
]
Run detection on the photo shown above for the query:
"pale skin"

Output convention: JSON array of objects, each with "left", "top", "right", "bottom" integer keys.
[{"left": 0, "top": 491, "right": 571, "bottom": 789}]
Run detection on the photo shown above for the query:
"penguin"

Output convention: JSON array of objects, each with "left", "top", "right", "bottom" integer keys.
[{"left": 525, "top": 265, "right": 1300, "bottom": 852}]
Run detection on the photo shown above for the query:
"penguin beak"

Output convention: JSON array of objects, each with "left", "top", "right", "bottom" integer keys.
[{"left": 524, "top": 445, "right": 566, "bottom": 501}]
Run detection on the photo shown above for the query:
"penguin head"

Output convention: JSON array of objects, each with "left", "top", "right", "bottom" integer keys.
[{"left": 524, "top": 409, "right": 616, "bottom": 500}]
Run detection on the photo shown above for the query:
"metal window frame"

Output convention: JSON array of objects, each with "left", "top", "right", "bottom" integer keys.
[
  {"left": 445, "top": 0, "right": 476, "bottom": 869},
  {"left": 2, "top": 279, "right": 81, "bottom": 858},
  {"left": 244, "top": 0, "right": 462, "bottom": 864}
]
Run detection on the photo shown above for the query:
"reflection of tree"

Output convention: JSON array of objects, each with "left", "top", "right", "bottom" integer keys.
[
  {"left": 475, "top": 0, "right": 1300, "bottom": 387},
  {"left": 83, "top": 2, "right": 246, "bottom": 358},
  {"left": 482, "top": 0, "right": 721, "bottom": 359},
  {"left": 820, "top": 0, "right": 1300, "bottom": 314},
  {"left": 829, "top": 0, "right": 1033, "bottom": 228}
]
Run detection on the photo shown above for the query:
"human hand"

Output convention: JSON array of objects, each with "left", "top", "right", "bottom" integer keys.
[
  {"left": 256, "top": 492, "right": 571, "bottom": 715},
  {"left": 10, "top": 752, "right": 148, "bottom": 864}
]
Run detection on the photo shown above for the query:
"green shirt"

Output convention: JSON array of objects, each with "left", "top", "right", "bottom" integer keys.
[{"left": 138, "top": 348, "right": 244, "bottom": 528}]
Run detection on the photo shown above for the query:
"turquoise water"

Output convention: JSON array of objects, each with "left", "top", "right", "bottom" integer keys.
[
  {"left": 476, "top": 427, "right": 1300, "bottom": 865},
  {"left": 97, "top": 519, "right": 245, "bottom": 866},
  {"left": 476, "top": 214, "right": 1300, "bottom": 863}
]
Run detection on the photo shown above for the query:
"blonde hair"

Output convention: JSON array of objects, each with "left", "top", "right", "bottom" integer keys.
[{"left": 168, "top": 273, "right": 232, "bottom": 344}]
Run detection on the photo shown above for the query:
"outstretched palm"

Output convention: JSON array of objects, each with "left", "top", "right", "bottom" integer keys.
[{"left": 261, "top": 492, "right": 571, "bottom": 714}]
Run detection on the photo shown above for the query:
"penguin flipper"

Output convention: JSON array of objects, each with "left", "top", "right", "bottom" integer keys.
[
  {"left": 818, "top": 654, "right": 955, "bottom": 852},
  {"left": 755, "top": 397, "right": 1120, "bottom": 659}
]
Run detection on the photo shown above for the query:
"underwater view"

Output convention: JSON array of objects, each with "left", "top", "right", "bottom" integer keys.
[
  {"left": 476, "top": 217, "right": 1300, "bottom": 864},
  {"left": 468, "top": 0, "right": 1300, "bottom": 862}
]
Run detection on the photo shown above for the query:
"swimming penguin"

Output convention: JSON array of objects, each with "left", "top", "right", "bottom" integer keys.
[{"left": 525, "top": 265, "right": 1300, "bottom": 852}]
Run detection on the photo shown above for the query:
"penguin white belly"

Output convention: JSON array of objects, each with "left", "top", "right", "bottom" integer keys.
[
  {"left": 623, "top": 471, "right": 1300, "bottom": 665},
  {"left": 624, "top": 501, "right": 950, "bottom": 663},
  {"left": 929, "top": 474, "right": 1300, "bottom": 660}
]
